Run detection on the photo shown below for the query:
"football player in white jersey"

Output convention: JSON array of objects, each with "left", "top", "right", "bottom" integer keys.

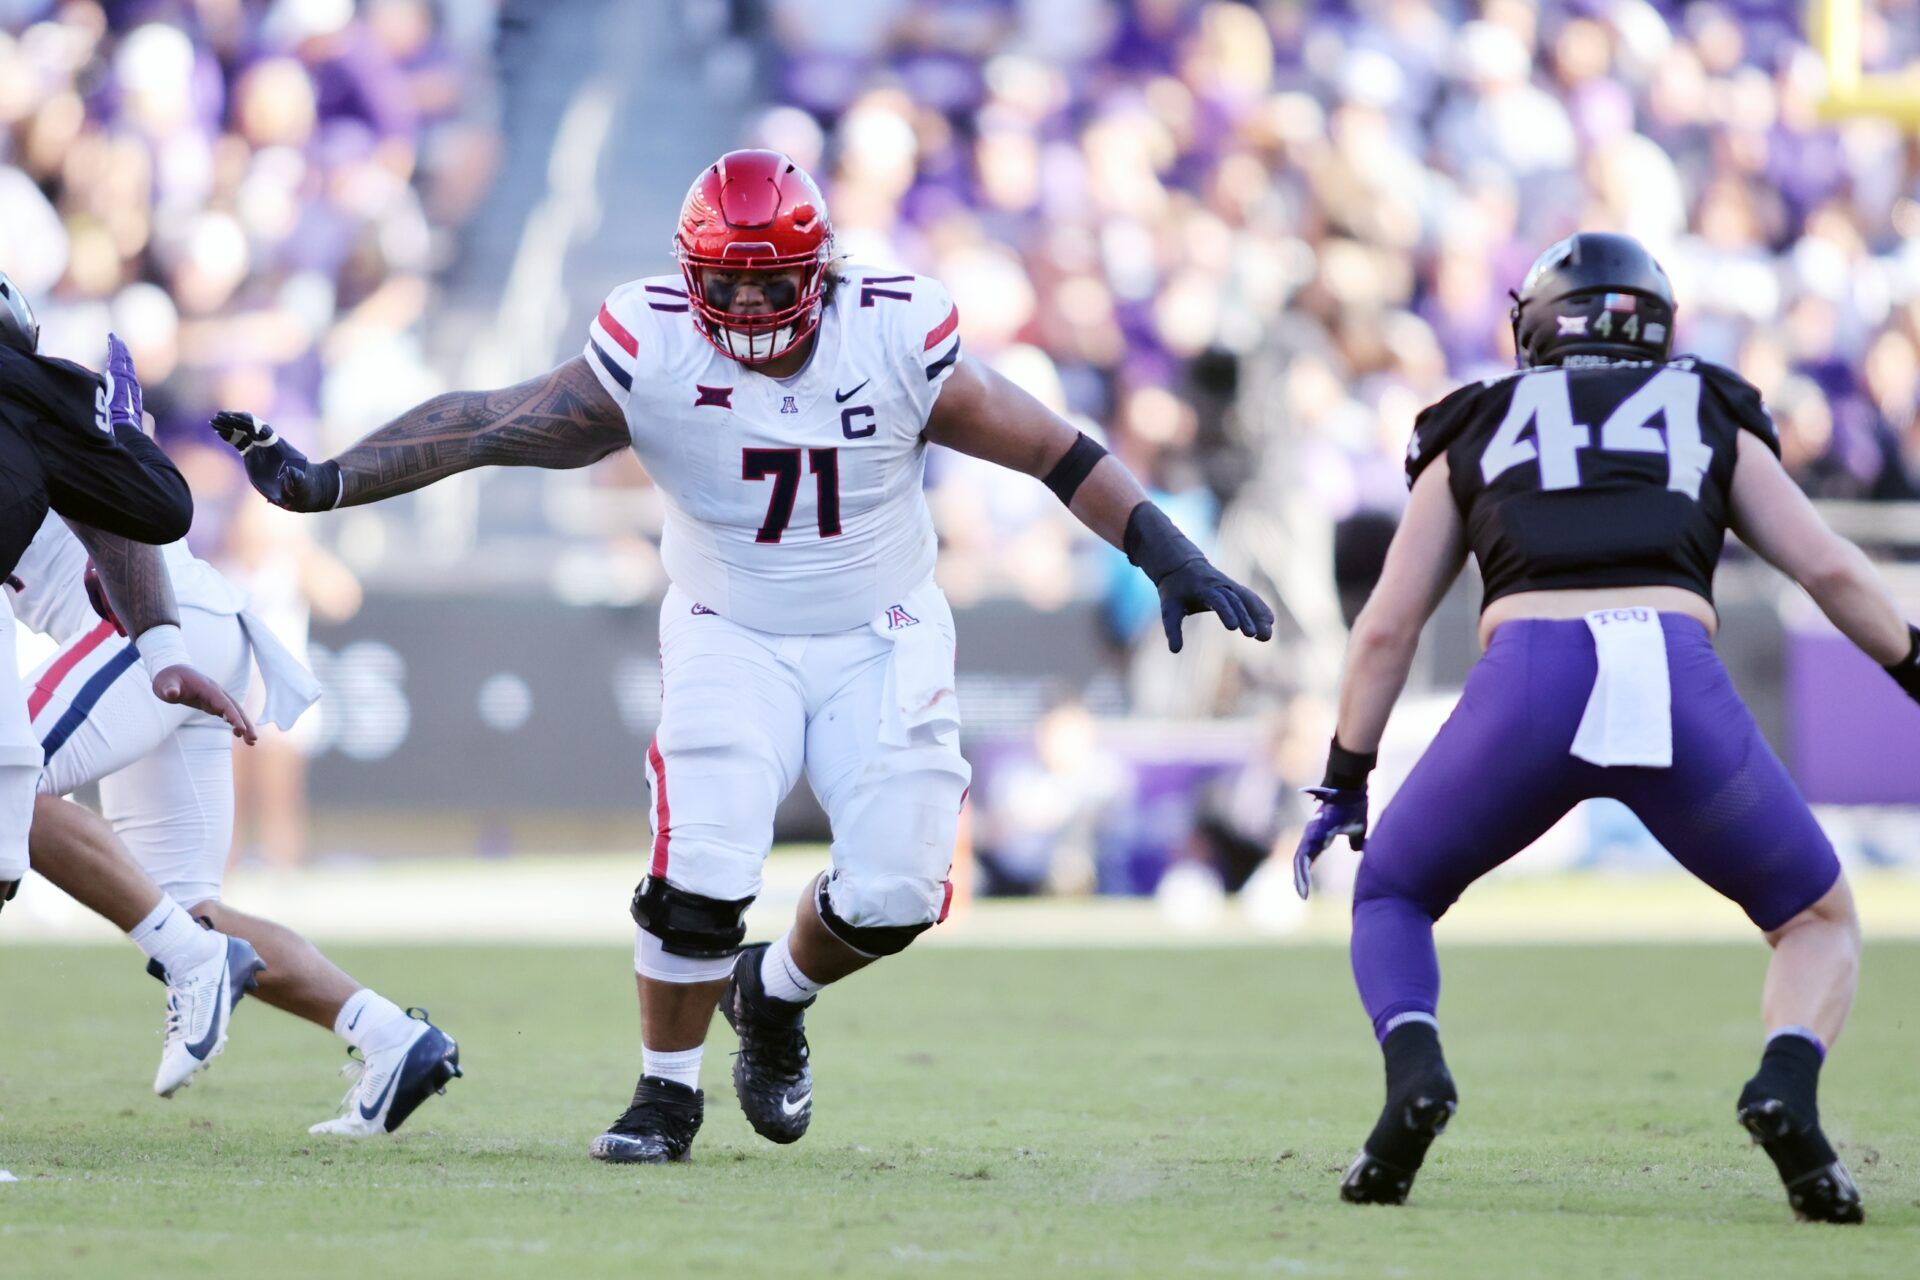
[
  {"left": 214, "top": 149, "right": 1273, "bottom": 1163},
  {"left": 13, "top": 338, "right": 462, "bottom": 1129}
]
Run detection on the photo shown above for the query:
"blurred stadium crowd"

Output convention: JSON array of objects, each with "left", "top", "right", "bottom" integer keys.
[{"left": 749, "top": 0, "right": 1920, "bottom": 634}]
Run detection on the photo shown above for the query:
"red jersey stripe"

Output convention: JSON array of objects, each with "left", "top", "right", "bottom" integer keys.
[
  {"left": 647, "top": 740, "right": 672, "bottom": 876},
  {"left": 923, "top": 304, "right": 959, "bottom": 352},
  {"left": 28, "top": 619, "right": 117, "bottom": 721},
  {"left": 597, "top": 304, "right": 639, "bottom": 358}
]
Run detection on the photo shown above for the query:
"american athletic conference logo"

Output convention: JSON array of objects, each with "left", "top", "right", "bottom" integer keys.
[{"left": 885, "top": 605, "right": 918, "bottom": 630}]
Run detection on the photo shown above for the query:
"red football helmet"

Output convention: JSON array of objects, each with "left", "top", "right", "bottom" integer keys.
[{"left": 674, "top": 150, "right": 834, "bottom": 365}]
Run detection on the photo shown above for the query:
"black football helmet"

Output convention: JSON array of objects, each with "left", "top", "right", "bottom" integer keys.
[
  {"left": 0, "top": 271, "right": 38, "bottom": 353},
  {"left": 1510, "top": 232, "right": 1674, "bottom": 368}
]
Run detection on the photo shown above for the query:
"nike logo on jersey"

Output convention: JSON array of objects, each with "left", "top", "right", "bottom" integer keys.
[
  {"left": 835, "top": 379, "right": 869, "bottom": 403},
  {"left": 781, "top": 1090, "right": 811, "bottom": 1117}
]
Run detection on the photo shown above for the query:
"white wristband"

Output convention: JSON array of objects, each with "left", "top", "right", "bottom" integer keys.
[{"left": 134, "top": 624, "right": 191, "bottom": 681}]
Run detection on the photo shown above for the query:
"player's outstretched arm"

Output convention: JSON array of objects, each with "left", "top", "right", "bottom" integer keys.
[
  {"left": 62, "top": 520, "right": 257, "bottom": 743},
  {"left": 213, "top": 356, "right": 630, "bottom": 511},
  {"left": 1728, "top": 432, "right": 1919, "bottom": 689},
  {"left": 1294, "top": 459, "right": 1466, "bottom": 898},
  {"left": 924, "top": 359, "right": 1274, "bottom": 652}
]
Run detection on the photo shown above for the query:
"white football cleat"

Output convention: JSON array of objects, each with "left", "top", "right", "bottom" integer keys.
[
  {"left": 309, "top": 1009, "right": 462, "bottom": 1137},
  {"left": 151, "top": 935, "right": 265, "bottom": 1098}
]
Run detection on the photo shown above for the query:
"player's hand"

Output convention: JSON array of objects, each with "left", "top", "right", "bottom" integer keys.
[
  {"left": 81, "top": 561, "right": 126, "bottom": 636},
  {"left": 104, "top": 332, "right": 143, "bottom": 428},
  {"left": 211, "top": 411, "right": 342, "bottom": 512},
  {"left": 152, "top": 665, "right": 257, "bottom": 744},
  {"left": 1884, "top": 624, "right": 1920, "bottom": 705},
  {"left": 1153, "top": 558, "right": 1276, "bottom": 654},
  {"left": 1293, "top": 785, "right": 1368, "bottom": 900}
]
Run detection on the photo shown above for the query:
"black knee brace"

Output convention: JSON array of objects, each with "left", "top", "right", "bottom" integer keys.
[
  {"left": 814, "top": 876, "right": 934, "bottom": 958},
  {"left": 630, "top": 876, "right": 753, "bottom": 959}
]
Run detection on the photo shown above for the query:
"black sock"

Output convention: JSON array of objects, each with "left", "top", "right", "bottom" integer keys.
[
  {"left": 1746, "top": 1033, "right": 1823, "bottom": 1121},
  {"left": 1365, "top": 1020, "right": 1455, "bottom": 1170}
]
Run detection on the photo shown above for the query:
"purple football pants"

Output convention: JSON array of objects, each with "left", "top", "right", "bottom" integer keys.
[{"left": 1351, "top": 614, "right": 1841, "bottom": 1042}]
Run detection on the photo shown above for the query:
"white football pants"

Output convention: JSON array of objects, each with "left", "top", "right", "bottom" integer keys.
[{"left": 646, "top": 580, "right": 971, "bottom": 930}]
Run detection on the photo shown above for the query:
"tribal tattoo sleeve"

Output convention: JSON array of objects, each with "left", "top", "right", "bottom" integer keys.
[
  {"left": 335, "top": 356, "right": 630, "bottom": 507},
  {"left": 63, "top": 519, "right": 179, "bottom": 637}
]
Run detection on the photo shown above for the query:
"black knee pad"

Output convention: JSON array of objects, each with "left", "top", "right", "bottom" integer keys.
[
  {"left": 630, "top": 876, "right": 753, "bottom": 959},
  {"left": 814, "top": 876, "right": 934, "bottom": 958}
]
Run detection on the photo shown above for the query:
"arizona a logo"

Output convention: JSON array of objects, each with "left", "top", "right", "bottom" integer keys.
[{"left": 885, "top": 604, "right": 919, "bottom": 630}]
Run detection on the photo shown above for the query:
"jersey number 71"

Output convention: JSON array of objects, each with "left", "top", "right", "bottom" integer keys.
[{"left": 744, "top": 447, "right": 842, "bottom": 543}]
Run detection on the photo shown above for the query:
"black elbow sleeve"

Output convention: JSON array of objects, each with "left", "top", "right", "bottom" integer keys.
[{"left": 1040, "top": 431, "right": 1107, "bottom": 505}]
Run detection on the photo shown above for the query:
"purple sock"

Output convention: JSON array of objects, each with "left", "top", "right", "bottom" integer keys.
[
  {"left": 1768, "top": 1025, "right": 1827, "bottom": 1061},
  {"left": 1351, "top": 895, "right": 1442, "bottom": 1043}
]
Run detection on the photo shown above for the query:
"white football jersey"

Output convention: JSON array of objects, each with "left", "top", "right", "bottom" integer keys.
[
  {"left": 7, "top": 513, "right": 248, "bottom": 646},
  {"left": 583, "top": 264, "right": 962, "bottom": 635}
]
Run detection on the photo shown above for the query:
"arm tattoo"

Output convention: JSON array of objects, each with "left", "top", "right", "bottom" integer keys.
[
  {"left": 334, "top": 356, "right": 630, "bottom": 506},
  {"left": 63, "top": 519, "right": 179, "bottom": 636}
]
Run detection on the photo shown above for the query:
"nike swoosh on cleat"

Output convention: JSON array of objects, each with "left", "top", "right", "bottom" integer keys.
[
  {"left": 835, "top": 380, "right": 869, "bottom": 403},
  {"left": 359, "top": 1069, "right": 402, "bottom": 1122},
  {"left": 182, "top": 957, "right": 230, "bottom": 1061},
  {"left": 780, "top": 1091, "right": 811, "bottom": 1117}
]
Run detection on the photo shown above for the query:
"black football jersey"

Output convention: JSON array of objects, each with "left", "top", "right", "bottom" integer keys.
[
  {"left": 0, "top": 344, "right": 192, "bottom": 578},
  {"left": 1404, "top": 356, "right": 1779, "bottom": 607}
]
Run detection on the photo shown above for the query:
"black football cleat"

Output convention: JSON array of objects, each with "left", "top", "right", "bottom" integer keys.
[
  {"left": 1738, "top": 1089, "right": 1864, "bottom": 1224},
  {"left": 721, "top": 942, "right": 813, "bottom": 1144},
  {"left": 1341, "top": 1020, "right": 1457, "bottom": 1205},
  {"left": 1340, "top": 1088, "right": 1457, "bottom": 1205},
  {"left": 589, "top": 1075, "right": 704, "bottom": 1164}
]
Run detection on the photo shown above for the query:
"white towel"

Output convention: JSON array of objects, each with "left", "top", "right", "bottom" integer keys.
[
  {"left": 867, "top": 582, "right": 960, "bottom": 749},
  {"left": 1570, "top": 608, "right": 1673, "bottom": 768},
  {"left": 237, "top": 609, "right": 322, "bottom": 732}
]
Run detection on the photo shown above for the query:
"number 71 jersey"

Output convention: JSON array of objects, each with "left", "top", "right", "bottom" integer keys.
[
  {"left": 1405, "top": 356, "right": 1782, "bottom": 608},
  {"left": 583, "top": 265, "right": 962, "bottom": 634}
]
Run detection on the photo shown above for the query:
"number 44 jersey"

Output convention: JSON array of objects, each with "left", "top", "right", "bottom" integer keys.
[
  {"left": 1405, "top": 356, "right": 1782, "bottom": 610},
  {"left": 583, "top": 265, "right": 961, "bottom": 635}
]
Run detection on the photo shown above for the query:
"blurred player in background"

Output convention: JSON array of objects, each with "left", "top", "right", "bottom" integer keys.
[
  {"left": 0, "top": 274, "right": 263, "bottom": 1097},
  {"left": 12, "top": 337, "right": 460, "bottom": 1134},
  {"left": 215, "top": 149, "right": 1274, "bottom": 1163},
  {"left": 1293, "top": 233, "right": 1920, "bottom": 1224}
]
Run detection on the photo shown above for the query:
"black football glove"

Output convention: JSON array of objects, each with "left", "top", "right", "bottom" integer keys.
[
  {"left": 1885, "top": 624, "right": 1920, "bottom": 705},
  {"left": 211, "top": 411, "right": 342, "bottom": 512},
  {"left": 1123, "top": 503, "right": 1275, "bottom": 653}
]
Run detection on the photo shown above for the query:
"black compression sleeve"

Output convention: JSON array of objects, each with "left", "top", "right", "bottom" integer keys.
[
  {"left": 1322, "top": 738, "right": 1378, "bottom": 790},
  {"left": 1041, "top": 431, "right": 1107, "bottom": 504}
]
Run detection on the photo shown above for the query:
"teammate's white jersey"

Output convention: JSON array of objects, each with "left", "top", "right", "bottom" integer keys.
[
  {"left": 583, "top": 264, "right": 963, "bottom": 635},
  {"left": 7, "top": 513, "right": 247, "bottom": 646}
]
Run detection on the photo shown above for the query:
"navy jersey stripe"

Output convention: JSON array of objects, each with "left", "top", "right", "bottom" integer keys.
[
  {"left": 645, "top": 285, "right": 687, "bottom": 297},
  {"left": 648, "top": 303, "right": 689, "bottom": 313},
  {"left": 589, "top": 337, "right": 633, "bottom": 390},
  {"left": 925, "top": 337, "right": 961, "bottom": 382},
  {"left": 861, "top": 274, "right": 914, "bottom": 284},
  {"left": 40, "top": 644, "right": 139, "bottom": 762}
]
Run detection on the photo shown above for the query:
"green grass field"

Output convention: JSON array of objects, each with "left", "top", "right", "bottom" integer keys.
[{"left": 3, "top": 941, "right": 1917, "bottom": 1279}]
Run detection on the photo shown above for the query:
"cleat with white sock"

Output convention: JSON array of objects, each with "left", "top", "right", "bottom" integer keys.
[
  {"left": 150, "top": 935, "right": 265, "bottom": 1098},
  {"left": 310, "top": 1009, "right": 462, "bottom": 1136}
]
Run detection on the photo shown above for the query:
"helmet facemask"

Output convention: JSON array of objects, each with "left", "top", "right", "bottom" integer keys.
[{"left": 678, "top": 243, "right": 831, "bottom": 365}]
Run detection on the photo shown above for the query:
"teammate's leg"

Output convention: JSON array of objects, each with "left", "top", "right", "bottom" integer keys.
[
  {"left": 592, "top": 597, "right": 806, "bottom": 1163},
  {"left": 94, "top": 642, "right": 460, "bottom": 1135},
  {"left": 1615, "top": 622, "right": 1861, "bottom": 1222},
  {"left": 1342, "top": 623, "right": 1592, "bottom": 1204},
  {"left": 27, "top": 794, "right": 263, "bottom": 1096}
]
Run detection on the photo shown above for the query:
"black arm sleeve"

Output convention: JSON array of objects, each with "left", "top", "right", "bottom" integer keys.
[{"left": 14, "top": 354, "right": 192, "bottom": 543}]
